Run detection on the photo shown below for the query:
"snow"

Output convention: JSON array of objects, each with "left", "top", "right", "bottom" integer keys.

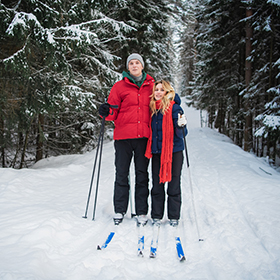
[
  {"left": 6, "top": 12, "right": 38, "bottom": 35},
  {"left": 268, "top": 0, "right": 280, "bottom": 6},
  {"left": 1, "top": 99, "right": 280, "bottom": 280},
  {"left": 263, "top": 115, "right": 280, "bottom": 130},
  {"left": 255, "top": 114, "right": 280, "bottom": 137}
]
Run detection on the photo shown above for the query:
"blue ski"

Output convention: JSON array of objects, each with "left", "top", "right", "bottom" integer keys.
[
  {"left": 175, "top": 236, "right": 186, "bottom": 262},
  {"left": 138, "top": 235, "right": 144, "bottom": 256},
  {"left": 137, "top": 223, "right": 145, "bottom": 256},
  {"left": 149, "top": 222, "right": 160, "bottom": 258},
  {"left": 97, "top": 231, "right": 115, "bottom": 250}
]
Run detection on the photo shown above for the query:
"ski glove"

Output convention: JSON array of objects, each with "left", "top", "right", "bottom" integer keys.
[
  {"left": 178, "top": 113, "right": 187, "bottom": 127},
  {"left": 99, "top": 103, "right": 110, "bottom": 117}
]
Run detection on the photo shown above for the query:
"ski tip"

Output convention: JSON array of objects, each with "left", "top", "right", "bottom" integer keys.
[
  {"left": 97, "top": 245, "right": 102, "bottom": 250},
  {"left": 138, "top": 251, "right": 144, "bottom": 257},
  {"left": 199, "top": 238, "right": 204, "bottom": 241},
  {"left": 180, "top": 256, "right": 186, "bottom": 262}
]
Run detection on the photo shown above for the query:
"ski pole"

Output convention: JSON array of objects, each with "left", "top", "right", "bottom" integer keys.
[
  {"left": 92, "top": 115, "right": 106, "bottom": 221},
  {"left": 83, "top": 104, "right": 118, "bottom": 220},
  {"left": 82, "top": 117, "right": 105, "bottom": 219},
  {"left": 182, "top": 125, "right": 203, "bottom": 242}
]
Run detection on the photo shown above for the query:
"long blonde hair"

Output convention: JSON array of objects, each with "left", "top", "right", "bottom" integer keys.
[{"left": 150, "top": 80, "right": 175, "bottom": 116}]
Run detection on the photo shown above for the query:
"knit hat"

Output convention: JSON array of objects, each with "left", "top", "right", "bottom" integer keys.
[{"left": 126, "top": 53, "right": 144, "bottom": 69}]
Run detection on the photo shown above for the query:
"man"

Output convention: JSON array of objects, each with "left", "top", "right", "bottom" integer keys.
[{"left": 99, "top": 53, "right": 154, "bottom": 225}]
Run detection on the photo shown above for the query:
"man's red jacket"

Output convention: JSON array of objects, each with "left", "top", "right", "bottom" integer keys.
[{"left": 106, "top": 74, "right": 154, "bottom": 140}]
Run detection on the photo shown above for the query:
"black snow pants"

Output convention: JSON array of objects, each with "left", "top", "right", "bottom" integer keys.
[
  {"left": 151, "top": 151, "right": 183, "bottom": 220},
  {"left": 113, "top": 138, "right": 150, "bottom": 216}
]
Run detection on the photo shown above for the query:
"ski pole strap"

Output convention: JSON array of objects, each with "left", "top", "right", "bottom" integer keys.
[{"left": 106, "top": 103, "right": 118, "bottom": 116}]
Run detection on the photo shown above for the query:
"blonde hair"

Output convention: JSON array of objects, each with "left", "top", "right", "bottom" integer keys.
[{"left": 150, "top": 80, "right": 175, "bottom": 116}]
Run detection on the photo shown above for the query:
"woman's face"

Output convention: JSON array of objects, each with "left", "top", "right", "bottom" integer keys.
[{"left": 154, "top": 83, "right": 166, "bottom": 101}]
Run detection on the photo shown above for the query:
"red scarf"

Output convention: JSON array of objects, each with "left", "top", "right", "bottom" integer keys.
[{"left": 145, "top": 100, "right": 175, "bottom": 183}]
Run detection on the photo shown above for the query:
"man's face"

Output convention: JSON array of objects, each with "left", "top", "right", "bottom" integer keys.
[{"left": 128, "top": 59, "right": 143, "bottom": 77}]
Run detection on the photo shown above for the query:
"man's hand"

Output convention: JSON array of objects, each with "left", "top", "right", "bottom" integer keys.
[{"left": 99, "top": 103, "right": 110, "bottom": 117}]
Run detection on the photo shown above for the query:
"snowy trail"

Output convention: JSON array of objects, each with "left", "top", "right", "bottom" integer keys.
[
  {"left": 1, "top": 100, "right": 280, "bottom": 280},
  {"left": 183, "top": 125, "right": 280, "bottom": 280}
]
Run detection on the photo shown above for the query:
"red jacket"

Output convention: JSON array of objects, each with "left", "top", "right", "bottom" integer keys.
[{"left": 106, "top": 73, "right": 154, "bottom": 140}]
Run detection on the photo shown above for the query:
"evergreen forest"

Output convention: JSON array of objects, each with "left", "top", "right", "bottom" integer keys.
[{"left": 0, "top": 0, "right": 279, "bottom": 168}]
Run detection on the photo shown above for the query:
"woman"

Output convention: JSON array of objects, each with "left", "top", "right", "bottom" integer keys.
[
  {"left": 145, "top": 80, "right": 187, "bottom": 226},
  {"left": 99, "top": 53, "right": 154, "bottom": 226}
]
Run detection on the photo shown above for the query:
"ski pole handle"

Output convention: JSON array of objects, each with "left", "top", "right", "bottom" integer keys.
[
  {"left": 109, "top": 104, "right": 118, "bottom": 109},
  {"left": 99, "top": 103, "right": 118, "bottom": 117}
]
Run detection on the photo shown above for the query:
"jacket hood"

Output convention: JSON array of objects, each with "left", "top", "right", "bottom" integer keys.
[{"left": 174, "top": 93, "right": 181, "bottom": 105}]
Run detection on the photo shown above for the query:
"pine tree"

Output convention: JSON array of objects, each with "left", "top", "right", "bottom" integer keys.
[
  {"left": 251, "top": 0, "right": 280, "bottom": 163},
  {"left": 178, "top": 0, "right": 197, "bottom": 97},
  {"left": 97, "top": 0, "right": 175, "bottom": 81},
  {"left": 0, "top": 0, "right": 132, "bottom": 167},
  {"left": 193, "top": 0, "right": 246, "bottom": 139},
  {"left": 190, "top": 0, "right": 280, "bottom": 166}
]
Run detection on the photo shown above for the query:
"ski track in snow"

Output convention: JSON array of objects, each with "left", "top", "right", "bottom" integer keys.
[{"left": 1, "top": 99, "right": 280, "bottom": 280}]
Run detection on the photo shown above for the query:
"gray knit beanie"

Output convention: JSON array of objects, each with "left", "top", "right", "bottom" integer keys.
[{"left": 126, "top": 53, "right": 145, "bottom": 69}]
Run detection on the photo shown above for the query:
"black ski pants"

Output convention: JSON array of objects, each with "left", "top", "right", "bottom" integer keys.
[
  {"left": 113, "top": 138, "right": 149, "bottom": 216},
  {"left": 151, "top": 151, "right": 183, "bottom": 220}
]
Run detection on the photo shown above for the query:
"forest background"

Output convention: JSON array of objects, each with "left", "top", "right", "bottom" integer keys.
[{"left": 0, "top": 0, "right": 279, "bottom": 169}]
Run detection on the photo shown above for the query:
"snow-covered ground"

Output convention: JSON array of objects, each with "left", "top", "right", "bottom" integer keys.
[{"left": 1, "top": 100, "right": 280, "bottom": 280}]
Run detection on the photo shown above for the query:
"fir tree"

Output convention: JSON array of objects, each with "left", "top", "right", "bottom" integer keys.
[
  {"left": 251, "top": 0, "right": 280, "bottom": 163},
  {"left": 0, "top": 0, "right": 132, "bottom": 167},
  {"left": 97, "top": 0, "right": 175, "bottom": 81},
  {"left": 190, "top": 0, "right": 280, "bottom": 166},
  {"left": 177, "top": 0, "right": 197, "bottom": 98},
  {"left": 193, "top": 0, "right": 246, "bottom": 139}
]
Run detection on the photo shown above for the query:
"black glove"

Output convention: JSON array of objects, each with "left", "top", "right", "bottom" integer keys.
[{"left": 99, "top": 103, "right": 110, "bottom": 117}]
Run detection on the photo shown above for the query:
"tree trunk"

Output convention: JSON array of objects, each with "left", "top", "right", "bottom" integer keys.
[
  {"left": 36, "top": 114, "right": 44, "bottom": 162},
  {"left": 244, "top": 3, "right": 253, "bottom": 151},
  {"left": 0, "top": 116, "right": 4, "bottom": 167},
  {"left": 19, "top": 115, "right": 35, "bottom": 169},
  {"left": 20, "top": 130, "right": 29, "bottom": 169}
]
